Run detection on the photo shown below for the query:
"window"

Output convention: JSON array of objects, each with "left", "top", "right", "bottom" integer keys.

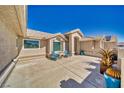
[
  {"left": 53, "top": 42, "right": 62, "bottom": 51},
  {"left": 24, "top": 39, "right": 40, "bottom": 48}
]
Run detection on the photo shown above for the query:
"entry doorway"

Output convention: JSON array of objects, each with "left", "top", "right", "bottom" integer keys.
[{"left": 74, "top": 37, "right": 80, "bottom": 55}]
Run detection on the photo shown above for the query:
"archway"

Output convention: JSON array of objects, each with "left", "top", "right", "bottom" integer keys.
[
  {"left": 66, "top": 29, "right": 84, "bottom": 56},
  {"left": 74, "top": 37, "right": 80, "bottom": 55}
]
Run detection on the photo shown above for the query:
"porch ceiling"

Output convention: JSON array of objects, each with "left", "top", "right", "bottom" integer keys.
[{"left": 0, "top": 5, "right": 27, "bottom": 37}]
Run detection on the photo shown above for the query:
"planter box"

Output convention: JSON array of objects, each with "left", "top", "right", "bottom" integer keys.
[{"left": 104, "top": 73, "right": 121, "bottom": 88}]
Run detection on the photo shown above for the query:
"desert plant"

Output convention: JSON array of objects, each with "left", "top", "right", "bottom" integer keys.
[
  {"left": 104, "top": 67, "right": 121, "bottom": 88},
  {"left": 99, "top": 49, "right": 121, "bottom": 87},
  {"left": 99, "top": 49, "right": 114, "bottom": 74},
  {"left": 106, "top": 67, "right": 121, "bottom": 79},
  {"left": 99, "top": 49, "right": 114, "bottom": 67}
]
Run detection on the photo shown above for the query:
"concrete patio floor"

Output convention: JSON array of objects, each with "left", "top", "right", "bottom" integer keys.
[{"left": 2, "top": 56, "right": 106, "bottom": 88}]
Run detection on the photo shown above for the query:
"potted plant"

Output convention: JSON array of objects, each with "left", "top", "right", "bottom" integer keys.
[
  {"left": 104, "top": 67, "right": 121, "bottom": 88},
  {"left": 99, "top": 49, "right": 113, "bottom": 74}
]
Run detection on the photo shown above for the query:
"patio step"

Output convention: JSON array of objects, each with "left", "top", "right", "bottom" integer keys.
[{"left": 18, "top": 55, "right": 46, "bottom": 61}]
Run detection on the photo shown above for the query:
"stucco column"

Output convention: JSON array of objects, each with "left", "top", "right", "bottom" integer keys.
[
  {"left": 69, "top": 34, "right": 74, "bottom": 56},
  {"left": 63, "top": 41, "right": 65, "bottom": 51},
  {"left": 51, "top": 39, "right": 53, "bottom": 53},
  {"left": 100, "top": 40, "right": 104, "bottom": 49},
  {"left": 77, "top": 39, "right": 80, "bottom": 54},
  {"left": 48, "top": 39, "right": 53, "bottom": 54}
]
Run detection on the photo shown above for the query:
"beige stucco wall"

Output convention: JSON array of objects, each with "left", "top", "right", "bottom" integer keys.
[
  {"left": 0, "top": 20, "right": 18, "bottom": 73},
  {"left": 94, "top": 41, "right": 102, "bottom": 50},
  {"left": 17, "top": 36, "right": 23, "bottom": 54},
  {"left": 80, "top": 39, "right": 117, "bottom": 57},
  {"left": 19, "top": 39, "right": 47, "bottom": 58},
  {"left": 118, "top": 48, "right": 124, "bottom": 59},
  {"left": 80, "top": 41, "right": 94, "bottom": 51},
  {"left": 104, "top": 42, "right": 117, "bottom": 50},
  {"left": 0, "top": 5, "right": 26, "bottom": 73},
  {"left": 81, "top": 40, "right": 102, "bottom": 51},
  {"left": 118, "top": 48, "right": 124, "bottom": 88},
  {"left": 80, "top": 40, "right": 103, "bottom": 57}
]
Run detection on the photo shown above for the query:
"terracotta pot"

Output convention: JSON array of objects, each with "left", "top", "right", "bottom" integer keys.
[{"left": 100, "top": 64, "right": 109, "bottom": 74}]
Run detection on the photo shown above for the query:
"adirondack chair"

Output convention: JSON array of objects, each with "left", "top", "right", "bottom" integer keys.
[
  {"left": 80, "top": 50, "right": 85, "bottom": 55},
  {"left": 64, "top": 50, "right": 71, "bottom": 57},
  {"left": 50, "top": 51, "right": 59, "bottom": 61}
]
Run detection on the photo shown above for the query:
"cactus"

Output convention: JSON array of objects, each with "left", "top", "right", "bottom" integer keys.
[{"left": 106, "top": 67, "right": 121, "bottom": 79}]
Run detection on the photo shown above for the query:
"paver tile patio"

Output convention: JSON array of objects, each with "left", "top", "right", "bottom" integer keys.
[{"left": 2, "top": 56, "right": 105, "bottom": 88}]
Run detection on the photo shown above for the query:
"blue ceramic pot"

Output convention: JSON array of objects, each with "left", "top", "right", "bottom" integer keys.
[{"left": 104, "top": 73, "right": 121, "bottom": 88}]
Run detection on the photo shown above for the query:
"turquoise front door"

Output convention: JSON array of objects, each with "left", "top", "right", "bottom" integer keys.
[{"left": 53, "top": 42, "right": 61, "bottom": 51}]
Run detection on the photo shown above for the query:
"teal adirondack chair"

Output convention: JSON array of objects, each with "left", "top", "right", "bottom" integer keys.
[
  {"left": 64, "top": 50, "right": 71, "bottom": 57},
  {"left": 80, "top": 50, "right": 85, "bottom": 55},
  {"left": 50, "top": 51, "right": 59, "bottom": 61}
]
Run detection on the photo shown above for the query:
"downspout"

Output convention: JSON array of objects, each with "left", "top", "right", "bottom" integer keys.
[{"left": 0, "top": 57, "right": 19, "bottom": 87}]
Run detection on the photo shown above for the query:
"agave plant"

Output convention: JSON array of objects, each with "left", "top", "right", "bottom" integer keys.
[{"left": 99, "top": 49, "right": 114, "bottom": 67}]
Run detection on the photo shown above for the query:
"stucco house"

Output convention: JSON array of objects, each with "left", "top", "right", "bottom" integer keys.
[
  {"left": 18, "top": 28, "right": 117, "bottom": 59},
  {"left": 0, "top": 5, "right": 122, "bottom": 87}
]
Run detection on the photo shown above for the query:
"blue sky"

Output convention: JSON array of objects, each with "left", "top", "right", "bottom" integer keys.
[{"left": 28, "top": 5, "right": 124, "bottom": 42}]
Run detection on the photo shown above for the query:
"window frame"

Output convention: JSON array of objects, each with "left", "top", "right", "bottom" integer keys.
[
  {"left": 53, "top": 41, "right": 62, "bottom": 52},
  {"left": 23, "top": 39, "right": 40, "bottom": 49}
]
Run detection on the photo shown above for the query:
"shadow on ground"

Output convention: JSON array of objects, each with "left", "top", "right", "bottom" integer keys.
[{"left": 60, "top": 61, "right": 106, "bottom": 88}]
